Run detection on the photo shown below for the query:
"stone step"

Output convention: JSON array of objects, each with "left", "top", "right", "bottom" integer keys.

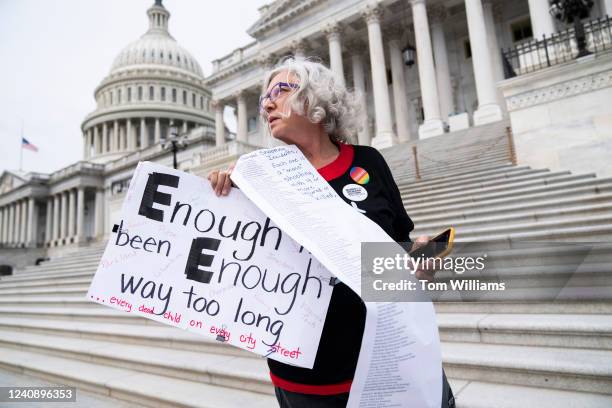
[
  {"left": 402, "top": 171, "right": 589, "bottom": 202},
  {"left": 398, "top": 169, "right": 560, "bottom": 200},
  {"left": 20, "top": 258, "right": 102, "bottom": 273},
  {"left": 437, "top": 313, "right": 612, "bottom": 350},
  {"left": 434, "top": 300, "right": 612, "bottom": 315},
  {"left": 410, "top": 191, "right": 612, "bottom": 224},
  {"left": 412, "top": 157, "right": 513, "bottom": 180},
  {"left": 448, "top": 223, "right": 612, "bottom": 244},
  {"left": 0, "top": 276, "right": 92, "bottom": 290},
  {"left": 0, "top": 270, "right": 94, "bottom": 286},
  {"left": 403, "top": 176, "right": 612, "bottom": 210},
  {"left": 0, "top": 347, "right": 276, "bottom": 408},
  {"left": 453, "top": 380, "right": 612, "bottom": 408},
  {"left": 394, "top": 160, "right": 515, "bottom": 183},
  {"left": 414, "top": 202, "right": 612, "bottom": 231},
  {"left": 406, "top": 181, "right": 612, "bottom": 218},
  {"left": 397, "top": 166, "right": 543, "bottom": 193},
  {"left": 414, "top": 213, "right": 612, "bottom": 239},
  {"left": 443, "top": 342, "right": 612, "bottom": 395},
  {"left": 0, "top": 306, "right": 144, "bottom": 324},
  {"left": 0, "top": 286, "right": 89, "bottom": 298},
  {"left": 395, "top": 163, "right": 517, "bottom": 186},
  {"left": 0, "top": 317, "right": 251, "bottom": 357},
  {"left": 0, "top": 330, "right": 273, "bottom": 395},
  {"left": 0, "top": 296, "right": 102, "bottom": 308}
]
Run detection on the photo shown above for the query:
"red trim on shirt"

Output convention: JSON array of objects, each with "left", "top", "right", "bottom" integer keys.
[
  {"left": 317, "top": 143, "right": 354, "bottom": 182},
  {"left": 270, "top": 372, "right": 352, "bottom": 395}
]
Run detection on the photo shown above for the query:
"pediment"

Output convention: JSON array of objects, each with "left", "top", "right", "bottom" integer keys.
[{"left": 0, "top": 171, "right": 26, "bottom": 194}]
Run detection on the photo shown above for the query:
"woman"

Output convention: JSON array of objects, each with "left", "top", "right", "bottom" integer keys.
[{"left": 209, "top": 58, "right": 453, "bottom": 408}]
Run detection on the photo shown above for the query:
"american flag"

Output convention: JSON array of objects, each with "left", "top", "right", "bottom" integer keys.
[{"left": 21, "top": 137, "right": 38, "bottom": 152}]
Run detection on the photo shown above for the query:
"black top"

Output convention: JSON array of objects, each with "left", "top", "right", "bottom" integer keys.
[{"left": 267, "top": 143, "right": 414, "bottom": 387}]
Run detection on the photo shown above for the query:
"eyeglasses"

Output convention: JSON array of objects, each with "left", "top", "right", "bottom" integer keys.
[{"left": 259, "top": 82, "right": 299, "bottom": 113}]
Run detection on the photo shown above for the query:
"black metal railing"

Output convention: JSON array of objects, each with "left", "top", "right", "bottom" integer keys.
[{"left": 502, "top": 15, "right": 612, "bottom": 78}]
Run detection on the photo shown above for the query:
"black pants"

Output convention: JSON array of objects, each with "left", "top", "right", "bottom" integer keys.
[{"left": 274, "top": 371, "right": 455, "bottom": 408}]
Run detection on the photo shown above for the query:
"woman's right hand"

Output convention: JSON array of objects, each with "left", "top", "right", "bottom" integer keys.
[{"left": 207, "top": 163, "right": 235, "bottom": 196}]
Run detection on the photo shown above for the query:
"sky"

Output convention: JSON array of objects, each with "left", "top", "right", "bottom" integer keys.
[{"left": 0, "top": 0, "right": 270, "bottom": 175}]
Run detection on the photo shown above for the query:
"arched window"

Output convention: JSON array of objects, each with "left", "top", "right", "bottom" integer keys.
[
  {"left": 169, "top": 52, "right": 172, "bottom": 61},
  {"left": 161, "top": 87, "right": 166, "bottom": 101},
  {"left": 127, "top": 87, "right": 132, "bottom": 102},
  {"left": 117, "top": 89, "right": 122, "bottom": 103},
  {"left": 172, "top": 88, "right": 177, "bottom": 102},
  {"left": 138, "top": 86, "right": 143, "bottom": 101},
  {"left": 182, "top": 90, "right": 187, "bottom": 105},
  {"left": 149, "top": 86, "right": 154, "bottom": 100},
  {"left": 192, "top": 93, "right": 196, "bottom": 107},
  {"left": 200, "top": 96, "right": 204, "bottom": 109},
  {"left": 110, "top": 91, "right": 113, "bottom": 105},
  {"left": 160, "top": 50, "right": 164, "bottom": 59}
]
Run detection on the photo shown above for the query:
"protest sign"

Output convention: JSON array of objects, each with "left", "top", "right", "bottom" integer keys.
[{"left": 87, "top": 161, "right": 334, "bottom": 368}]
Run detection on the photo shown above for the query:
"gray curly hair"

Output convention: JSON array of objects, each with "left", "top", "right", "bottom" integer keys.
[{"left": 261, "top": 57, "right": 362, "bottom": 144}]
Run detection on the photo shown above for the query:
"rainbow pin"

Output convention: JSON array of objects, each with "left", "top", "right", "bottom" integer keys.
[{"left": 350, "top": 167, "right": 370, "bottom": 185}]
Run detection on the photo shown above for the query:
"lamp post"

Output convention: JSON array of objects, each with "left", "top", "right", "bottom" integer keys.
[
  {"left": 162, "top": 121, "right": 187, "bottom": 169},
  {"left": 549, "top": 0, "right": 594, "bottom": 58}
]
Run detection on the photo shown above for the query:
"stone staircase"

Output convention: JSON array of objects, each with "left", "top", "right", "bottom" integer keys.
[{"left": 1, "top": 122, "right": 611, "bottom": 407}]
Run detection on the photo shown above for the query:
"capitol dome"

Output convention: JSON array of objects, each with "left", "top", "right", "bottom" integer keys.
[
  {"left": 81, "top": 0, "right": 214, "bottom": 163},
  {"left": 109, "top": 7, "right": 204, "bottom": 78}
]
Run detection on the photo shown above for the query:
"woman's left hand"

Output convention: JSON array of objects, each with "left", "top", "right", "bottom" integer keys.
[{"left": 411, "top": 235, "right": 439, "bottom": 282}]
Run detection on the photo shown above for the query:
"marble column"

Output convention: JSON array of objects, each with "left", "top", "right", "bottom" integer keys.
[
  {"left": 465, "top": 0, "right": 503, "bottom": 125},
  {"left": 0, "top": 207, "right": 4, "bottom": 245},
  {"left": 411, "top": 0, "right": 445, "bottom": 138},
  {"left": 20, "top": 200, "right": 27, "bottom": 246},
  {"left": 76, "top": 187, "right": 85, "bottom": 242},
  {"left": 483, "top": 0, "right": 505, "bottom": 83},
  {"left": 213, "top": 100, "right": 225, "bottom": 146},
  {"left": 60, "top": 191, "right": 68, "bottom": 242},
  {"left": 94, "top": 189, "right": 104, "bottom": 238},
  {"left": 362, "top": 4, "right": 398, "bottom": 148},
  {"left": 102, "top": 122, "right": 108, "bottom": 153},
  {"left": 45, "top": 198, "right": 53, "bottom": 245},
  {"left": 350, "top": 44, "right": 372, "bottom": 146},
  {"left": 92, "top": 126, "right": 100, "bottom": 156},
  {"left": 68, "top": 189, "right": 76, "bottom": 240},
  {"left": 26, "top": 198, "right": 36, "bottom": 246},
  {"left": 236, "top": 91, "right": 248, "bottom": 143},
  {"left": 13, "top": 201, "right": 21, "bottom": 245},
  {"left": 429, "top": 4, "right": 455, "bottom": 122},
  {"left": 113, "top": 120, "right": 119, "bottom": 152},
  {"left": 528, "top": 0, "right": 556, "bottom": 38},
  {"left": 387, "top": 28, "right": 414, "bottom": 143},
  {"left": 0, "top": 207, "right": 4, "bottom": 244},
  {"left": 8, "top": 204, "right": 15, "bottom": 245},
  {"left": 325, "top": 23, "right": 346, "bottom": 86},
  {"left": 140, "top": 118, "right": 148, "bottom": 149},
  {"left": 154, "top": 118, "right": 161, "bottom": 144},
  {"left": 126, "top": 119, "right": 134, "bottom": 151},
  {"left": 83, "top": 132, "right": 89, "bottom": 159},
  {"left": 53, "top": 194, "right": 60, "bottom": 242}
]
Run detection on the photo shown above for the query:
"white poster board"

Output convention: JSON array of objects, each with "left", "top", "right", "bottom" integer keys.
[{"left": 87, "top": 161, "right": 334, "bottom": 369}]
